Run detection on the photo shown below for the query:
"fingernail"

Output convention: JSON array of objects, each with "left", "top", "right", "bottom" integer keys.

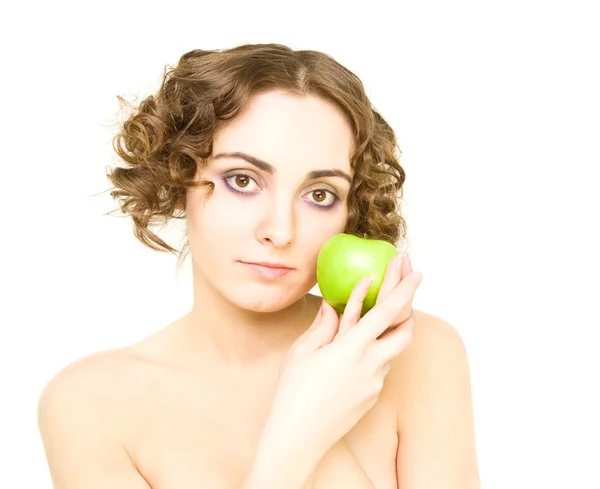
[
  {"left": 412, "top": 271, "right": 423, "bottom": 284},
  {"left": 396, "top": 254, "right": 404, "bottom": 270}
]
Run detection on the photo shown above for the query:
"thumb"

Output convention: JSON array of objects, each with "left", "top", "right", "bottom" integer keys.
[{"left": 302, "top": 300, "right": 340, "bottom": 351}]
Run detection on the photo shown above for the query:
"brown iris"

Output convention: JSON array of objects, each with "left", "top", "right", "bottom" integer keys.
[
  {"left": 235, "top": 175, "right": 250, "bottom": 187},
  {"left": 312, "top": 190, "right": 326, "bottom": 202}
]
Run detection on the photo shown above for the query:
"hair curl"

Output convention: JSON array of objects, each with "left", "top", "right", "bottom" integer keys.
[{"left": 106, "top": 43, "right": 408, "bottom": 271}]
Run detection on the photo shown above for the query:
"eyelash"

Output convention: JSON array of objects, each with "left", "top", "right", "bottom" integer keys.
[{"left": 222, "top": 172, "right": 340, "bottom": 209}]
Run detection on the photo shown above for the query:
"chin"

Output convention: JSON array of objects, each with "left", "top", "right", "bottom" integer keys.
[
  {"left": 227, "top": 282, "right": 308, "bottom": 314},
  {"left": 236, "top": 293, "right": 296, "bottom": 314}
]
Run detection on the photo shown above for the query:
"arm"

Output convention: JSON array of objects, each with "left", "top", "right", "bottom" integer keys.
[
  {"left": 396, "top": 315, "right": 481, "bottom": 489},
  {"left": 247, "top": 438, "right": 376, "bottom": 489},
  {"left": 243, "top": 415, "right": 334, "bottom": 489}
]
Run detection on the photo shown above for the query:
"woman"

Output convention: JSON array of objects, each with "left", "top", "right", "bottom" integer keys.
[{"left": 38, "top": 43, "right": 480, "bottom": 489}]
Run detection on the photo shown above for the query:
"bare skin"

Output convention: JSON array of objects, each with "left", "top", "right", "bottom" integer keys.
[
  {"left": 38, "top": 91, "right": 480, "bottom": 488},
  {"left": 38, "top": 304, "right": 478, "bottom": 489},
  {"left": 119, "top": 296, "right": 401, "bottom": 489},
  {"left": 123, "top": 294, "right": 402, "bottom": 489}
]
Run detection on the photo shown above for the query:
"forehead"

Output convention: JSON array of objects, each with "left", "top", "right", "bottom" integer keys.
[{"left": 212, "top": 91, "right": 354, "bottom": 173}]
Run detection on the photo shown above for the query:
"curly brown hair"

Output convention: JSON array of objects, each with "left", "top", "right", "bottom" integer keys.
[{"left": 106, "top": 43, "right": 408, "bottom": 271}]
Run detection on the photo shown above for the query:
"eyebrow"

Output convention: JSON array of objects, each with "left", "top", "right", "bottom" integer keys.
[{"left": 213, "top": 151, "right": 352, "bottom": 184}]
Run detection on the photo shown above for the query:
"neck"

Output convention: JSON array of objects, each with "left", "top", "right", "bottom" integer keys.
[{"left": 183, "top": 272, "right": 320, "bottom": 368}]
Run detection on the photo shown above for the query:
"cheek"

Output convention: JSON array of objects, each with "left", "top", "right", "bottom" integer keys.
[
  {"left": 303, "top": 202, "right": 348, "bottom": 235},
  {"left": 298, "top": 206, "right": 348, "bottom": 260},
  {"left": 188, "top": 190, "right": 257, "bottom": 244}
]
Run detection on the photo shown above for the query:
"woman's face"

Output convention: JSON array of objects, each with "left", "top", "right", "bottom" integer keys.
[{"left": 186, "top": 90, "right": 354, "bottom": 313}]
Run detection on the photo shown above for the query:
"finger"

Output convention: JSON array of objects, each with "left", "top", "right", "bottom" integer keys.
[
  {"left": 311, "top": 300, "right": 325, "bottom": 330},
  {"left": 302, "top": 300, "right": 341, "bottom": 351},
  {"left": 375, "top": 361, "right": 391, "bottom": 380},
  {"left": 348, "top": 270, "right": 423, "bottom": 345},
  {"left": 294, "top": 300, "right": 325, "bottom": 348},
  {"left": 378, "top": 252, "right": 412, "bottom": 336},
  {"left": 375, "top": 253, "right": 403, "bottom": 306},
  {"left": 368, "top": 311, "right": 416, "bottom": 365},
  {"left": 337, "top": 277, "right": 374, "bottom": 336},
  {"left": 403, "top": 252, "right": 413, "bottom": 277}
]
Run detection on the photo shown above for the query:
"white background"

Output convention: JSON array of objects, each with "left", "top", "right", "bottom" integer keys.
[{"left": 1, "top": 0, "right": 598, "bottom": 487}]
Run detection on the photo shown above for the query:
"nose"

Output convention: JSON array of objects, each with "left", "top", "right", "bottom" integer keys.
[{"left": 255, "top": 193, "right": 295, "bottom": 248}]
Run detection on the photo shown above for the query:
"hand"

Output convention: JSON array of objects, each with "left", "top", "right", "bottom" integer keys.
[
  {"left": 263, "top": 253, "right": 423, "bottom": 461},
  {"left": 371, "top": 251, "right": 418, "bottom": 338}
]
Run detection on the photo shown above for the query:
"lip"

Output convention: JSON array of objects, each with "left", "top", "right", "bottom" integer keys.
[
  {"left": 239, "top": 261, "right": 294, "bottom": 279},
  {"left": 243, "top": 261, "right": 293, "bottom": 269}
]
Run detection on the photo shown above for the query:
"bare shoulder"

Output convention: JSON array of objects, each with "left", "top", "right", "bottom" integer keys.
[
  {"left": 37, "top": 323, "right": 180, "bottom": 408},
  {"left": 37, "top": 349, "right": 155, "bottom": 489},
  {"left": 38, "top": 348, "right": 141, "bottom": 411},
  {"left": 37, "top": 349, "right": 142, "bottom": 442},
  {"left": 37, "top": 344, "right": 167, "bottom": 441},
  {"left": 410, "top": 309, "right": 468, "bottom": 356},
  {"left": 389, "top": 312, "right": 480, "bottom": 488},
  {"left": 389, "top": 309, "right": 472, "bottom": 417}
]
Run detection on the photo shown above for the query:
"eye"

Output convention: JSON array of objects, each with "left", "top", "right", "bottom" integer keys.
[
  {"left": 303, "top": 189, "right": 338, "bottom": 208},
  {"left": 224, "top": 173, "right": 261, "bottom": 193}
]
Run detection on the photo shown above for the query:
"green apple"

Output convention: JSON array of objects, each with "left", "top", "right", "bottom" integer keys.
[{"left": 316, "top": 233, "right": 399, "bottom": 317}]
